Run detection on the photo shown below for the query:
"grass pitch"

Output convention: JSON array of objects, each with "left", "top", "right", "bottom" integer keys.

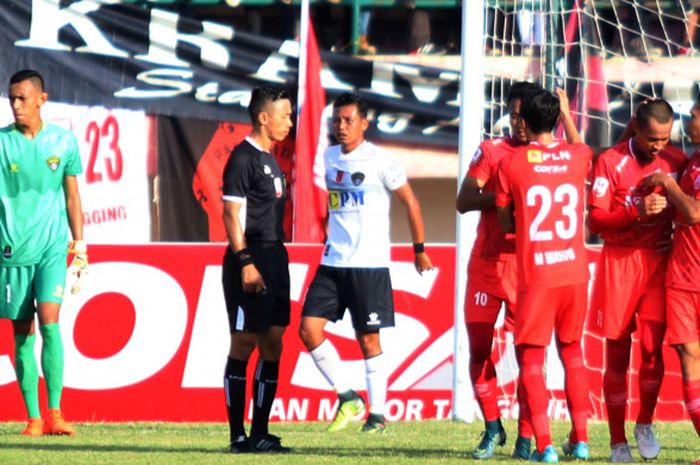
[{"left": 0, "top": 420, "right": 697, "bottom": 465}]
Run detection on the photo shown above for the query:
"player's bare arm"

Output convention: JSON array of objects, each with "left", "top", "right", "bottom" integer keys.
[
  {"left": 64, "top": 175, "right": 88, "bottom": 293},
  {"left": 63, "top": 175, "right": 83, "bottom": 241},
  {"left": 496, "top": 204, "right": 515, "bottom": 234},
  {"left": 456, "top": 176, "right": 493, "bottom": 213},
  {"left": 556, "top": 88, "right": 583, "bottom": 144},
  {"left": 223, "top": 200, "right": 266, "bottom": 293},
  {"left": 393, "top": 183, "right": 433, "bottom": 274},
  {"left": 643, "top": 172, "right": 700, "bottom": 224}
]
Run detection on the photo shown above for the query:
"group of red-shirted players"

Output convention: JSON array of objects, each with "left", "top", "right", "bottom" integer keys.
[{"left": 457, "top": 82, "right": 700, "bottom": 463}]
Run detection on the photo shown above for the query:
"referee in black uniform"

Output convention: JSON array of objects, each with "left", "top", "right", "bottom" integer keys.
[{"left": 221, "top": 86, "right": 293, "bottom": 454}]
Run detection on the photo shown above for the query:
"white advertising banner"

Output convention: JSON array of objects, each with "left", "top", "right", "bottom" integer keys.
[{"left": 0, "top": 99, "right": 151, "bottom": 243}]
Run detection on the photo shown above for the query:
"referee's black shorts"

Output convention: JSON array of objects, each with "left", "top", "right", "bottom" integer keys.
[
  {"left": 222, "top": 241, "right": 290, "bottom": 333},
  {"left": 301, "top": 265, "right": 395, "bottom": 332}
]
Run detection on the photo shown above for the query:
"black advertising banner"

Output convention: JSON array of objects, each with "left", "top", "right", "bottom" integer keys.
[
  {"left": 156, "top": 116, "right": 294, "bottom": 242},
  {"left": 0, "top": 0, "right": 460, "bottom": 147}
]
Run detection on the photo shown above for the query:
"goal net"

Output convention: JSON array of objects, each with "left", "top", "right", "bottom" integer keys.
[{"left": 480, "top": 0, "right": 697, "bottom": 422}]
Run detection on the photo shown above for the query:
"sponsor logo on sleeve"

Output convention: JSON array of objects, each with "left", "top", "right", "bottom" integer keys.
[
  {"left": 592, "top": 177, "right": 609, "bottom": 197},
  {"left": 469, "top": 148, "right": 483, "bottom": 166}
]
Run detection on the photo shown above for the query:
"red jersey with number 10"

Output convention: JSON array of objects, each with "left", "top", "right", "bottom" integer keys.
[
  {"left": 667, "top": 150, "right": 700, "bottom": 292},
  {"left": 467, "top": 136, "right": 519, "bottom": 259},
  {"left": 496, "top": 141, "right": 592, "bottom": 290}
]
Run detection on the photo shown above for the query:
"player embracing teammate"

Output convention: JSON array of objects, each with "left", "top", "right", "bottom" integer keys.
[
  {"left": 496, "top": 87, "right": 593, "bottom": 463},
  {"left": 589, "top": 98, "right": 688, "bottom": 462}
]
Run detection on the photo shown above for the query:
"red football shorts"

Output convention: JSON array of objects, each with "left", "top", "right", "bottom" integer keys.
[
  {"left": 514, "top": 283, "right": 588, "bottom": 347},
  {"left": 464, "top": 254, "right": 517, "bottom": 332},
  {"left": 590, "top": 246, "right": 667, "bottom": 339},
  {"left": 666, "top": 287, "right": 700, "bottom": 345}
]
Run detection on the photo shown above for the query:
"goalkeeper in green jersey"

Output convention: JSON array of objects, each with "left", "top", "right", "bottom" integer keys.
[{"left": 0, "top": 69, "right": 87, "bottom": 436}]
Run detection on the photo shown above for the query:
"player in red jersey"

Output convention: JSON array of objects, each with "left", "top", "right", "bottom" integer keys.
[
  {"left": 457, "top": 83, "right": 581, "bottom": 460},
  {"left": 639, "top": 94, "right": 700, "bottom": 441},
  {"left": 457, "top": 81, "right": 539, "bottom": 460},
  {"left": 496, "top": 88, "right": 593, "bottom": 463},
  {"left": 588, "top": 98, "right": 688, "bottom": 462}
]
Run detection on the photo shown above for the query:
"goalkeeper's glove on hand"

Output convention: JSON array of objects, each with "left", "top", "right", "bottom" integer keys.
[{"left": 68, "top": 240, "right": 88, "bottom": 294}]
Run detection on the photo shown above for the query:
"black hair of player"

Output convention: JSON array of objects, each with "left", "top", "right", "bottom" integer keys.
[
  {"left": 635, "top": 98, "right": 674, "bottom": 127},
  {"left": 333, "top": 93, "right": 369, "bottom": 119},
  {"left": 519, "top": 89, "right": 560, "bottom": 134},
  {"left": 248, "top": 85, "right": 290, "bottom": 127},
  {"left": 506, "top": 81, "right": 542, "bottom": 106},
  {"left": 9, "top": 69, "right": 45, "bottom": 92}
]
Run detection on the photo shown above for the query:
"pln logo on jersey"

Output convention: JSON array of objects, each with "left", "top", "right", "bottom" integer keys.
[
  {"left": 527, "top": 149, "right": 543, "bottom": 163},
  {"left": 46, "top": 156, "right": 61, "bottom": 171},
  {"left": 9, "top": 163, "right": 19, "bottom": 173}
]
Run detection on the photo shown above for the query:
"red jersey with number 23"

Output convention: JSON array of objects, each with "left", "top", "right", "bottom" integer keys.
[{"left": 496, "top": 141, "right": 592, "bottom": 290}]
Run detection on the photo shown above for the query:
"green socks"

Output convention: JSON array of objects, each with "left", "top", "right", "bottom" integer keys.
[
  {"left": 40, "top": 323, "right": 64, "bottom": 410},
  {"left": 14, "top": 333, "right": 40, "bottom": 419},
  {"left": 14, "top": 324, "right": 66, "bottom": 418}
]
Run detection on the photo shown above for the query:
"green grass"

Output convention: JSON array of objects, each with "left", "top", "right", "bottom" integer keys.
[{"left": 0, "top": 420, "right": 696, "bottom": 465}]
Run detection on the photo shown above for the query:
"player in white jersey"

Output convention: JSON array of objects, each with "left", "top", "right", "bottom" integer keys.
[{"left": 299, "top": 93, "right": 433, "bottom": 433}]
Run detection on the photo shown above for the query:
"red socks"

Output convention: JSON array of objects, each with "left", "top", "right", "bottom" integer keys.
[
  {"left": 468, "top": 323, "right": 500, "bottom": 422},
  {"left": 604, "top": 337, "right": 632, "bottom": 444},
  {"left": 683, "top": 378, "right": 700, "bottom": 435},
  {"left": 517, "top": 345, "right": 551, "bottom": 452},
  {"left": 558, "top": 340, "right": 589, "bottom": 443},
  {"left": 636, "top": 322, "right": 665, "bottom": 425}
]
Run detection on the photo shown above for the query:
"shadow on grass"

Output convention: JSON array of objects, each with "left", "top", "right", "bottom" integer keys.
[
  {"left": 0, "top": 442, "right": 222, "bottom": 455},
  {"left": 0, "top": 442, "right": 468, "bottom": 459},
  {"left": 291, "top": 446, "right": 467, "bottom": 459}
]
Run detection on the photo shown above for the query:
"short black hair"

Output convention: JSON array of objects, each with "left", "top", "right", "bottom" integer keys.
[
  {"left": 333, "top": 93, "right": 368, "bottom": 119},
  {"left": 248, "top": 85, "right": 290, "bottom": 125},
  {"left": 507, "top": 81, "right": 542, "bottom": 106},
  {"left": 635, "top": 98, "right": 674, "bottom": 127},
  {"left": 9, "top": 69, "right": 45, "bottom": 92},
  {"left": 519, "top": 89, "right": 560, "bottom": 134}
]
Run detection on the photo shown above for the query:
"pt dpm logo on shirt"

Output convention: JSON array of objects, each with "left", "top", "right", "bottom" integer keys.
[{"left": 328, "top": 190, "right": 365, "bottom": 211}]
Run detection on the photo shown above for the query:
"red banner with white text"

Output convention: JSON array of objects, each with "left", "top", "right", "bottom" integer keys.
[{"left": 0, "top": 245, "right": 686, "bottom": 422}]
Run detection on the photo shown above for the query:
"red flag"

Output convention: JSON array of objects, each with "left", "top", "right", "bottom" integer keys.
[{"left": 293, "top": 18, "right": 328, "bottom": 243}]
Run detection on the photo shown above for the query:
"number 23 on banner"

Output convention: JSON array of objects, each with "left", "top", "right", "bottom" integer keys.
[{"left": 85, "top": 115, "right": 123, "bottom": 183}]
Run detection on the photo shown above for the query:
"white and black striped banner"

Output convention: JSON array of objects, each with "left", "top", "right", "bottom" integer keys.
[{"left": 0, "top": 0, "right": 460, "bottom": 147}]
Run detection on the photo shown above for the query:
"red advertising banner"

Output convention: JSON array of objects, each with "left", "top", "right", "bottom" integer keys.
[{"left": 0, "top": 245, "right": 686, "bottom": 422}]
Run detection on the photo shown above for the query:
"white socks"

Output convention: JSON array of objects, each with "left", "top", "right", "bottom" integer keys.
[
  {"left": 310, "top": 339, "right": 351, "bottom": 394},
  {"left": 365, "top": 353, "right": 386, "bottom": 416}
]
